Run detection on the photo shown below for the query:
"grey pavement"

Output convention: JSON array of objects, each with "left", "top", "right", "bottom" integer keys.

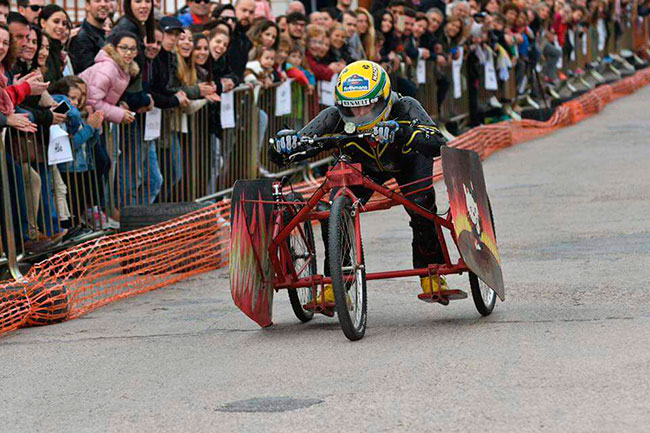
[{"left": 2, "top": 86, "right": 650, "bottom": 433}]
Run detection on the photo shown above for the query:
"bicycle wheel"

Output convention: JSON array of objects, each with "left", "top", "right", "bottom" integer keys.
[
  {"left": 328, "top": 195, "right": 367, "bottom": 341},
  {"left": 469, "top": 200, "right": 497, "bottom": 315},
  {"left": 469, "top": 272, "right": 496, "bottom": 315},
  {"left": 285, "top": 193, "right": 316, "bottom": 322}
]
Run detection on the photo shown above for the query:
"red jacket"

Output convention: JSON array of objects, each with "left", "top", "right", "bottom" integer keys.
[
  {"left": 552, "top": 12, "right": 569, "bottom": 46},
  {"left": 285, "top": 64, "right": 310, "bottom": 87},
  {"left": 6, "top": 81, "right": 31, "bottom": 106},
  {"left": 306, "top": 51, "right": 335, "bottom": 81}
]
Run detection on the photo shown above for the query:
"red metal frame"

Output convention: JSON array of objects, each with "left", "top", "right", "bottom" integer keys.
[{"left": 267, "top": 159, "right": 468, "bottom": 297}]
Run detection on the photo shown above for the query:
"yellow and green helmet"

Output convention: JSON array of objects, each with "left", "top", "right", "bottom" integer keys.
[{"left": 335, "top": 60, "right": 394, "bottom": 131}]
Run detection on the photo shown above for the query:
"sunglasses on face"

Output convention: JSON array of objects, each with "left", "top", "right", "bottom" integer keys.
[
  {"left": 29, "top": 5, "right": 43, "bottom": 12},
  {"left": 193, "top": 0, "right": 210, "bottom": 3},
  {"left": 222, "top": 16, "right": 237, "bottom": 22}
]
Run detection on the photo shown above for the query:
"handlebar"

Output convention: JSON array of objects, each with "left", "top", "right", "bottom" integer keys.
[
  {"left": 270, "top": 131, "right": 375, "bottom": 162},
  {"left": 270, "top": 120, "right": 414, "bottom": 163}
]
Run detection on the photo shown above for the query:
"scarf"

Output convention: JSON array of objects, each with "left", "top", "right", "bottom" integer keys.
[{"left": 0, "top": 66, "right": 15, "bottom": 116}]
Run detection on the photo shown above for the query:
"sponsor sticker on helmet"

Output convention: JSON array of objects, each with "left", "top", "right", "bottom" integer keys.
[
  {"left": 342, "top": 74, "right": 370, "bottom": 92},
  {"left": 339, "top": 97, "right": 378, "bottom": 107}
]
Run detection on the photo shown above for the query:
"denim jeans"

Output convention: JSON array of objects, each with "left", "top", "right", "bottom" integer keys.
[
  {"left": 5, "top": 153, "right": 29, "bottom": 241},
  {"left": 159, "top": 133, "right": 182, "bottom": 201},
  {"left": 36, "top": 162, "right": 60, "bottom": 236},
  {"left": 117, "top": 120, "right": 143, "bottom": 208},
  {"left": 140, "top": 141, "right": 163, "bottom": 204}
]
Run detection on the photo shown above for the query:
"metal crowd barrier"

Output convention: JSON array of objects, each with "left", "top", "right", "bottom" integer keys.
[
  {"left": 0, "top": 17, "right": 648, "bottom": 278},
  {"left": 437, "top": 62, "right": 470, "bottom": 127}
]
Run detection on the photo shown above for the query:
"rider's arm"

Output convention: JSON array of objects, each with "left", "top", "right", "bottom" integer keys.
[
  {"left": 298, "top": 106, "right": 345, "bottom": 152},
  {"left": 391, "top": 96, "right": 448, "bottom": 158}
]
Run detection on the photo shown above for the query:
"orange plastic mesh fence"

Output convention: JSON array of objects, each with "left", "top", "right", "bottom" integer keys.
[{"left": 1, "top": 69, "right": 649, "bottom": 337}]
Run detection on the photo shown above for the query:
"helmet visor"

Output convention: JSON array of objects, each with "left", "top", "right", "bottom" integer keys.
[{"left": 338, "top": 98, "right": 389, "bottom": 127}]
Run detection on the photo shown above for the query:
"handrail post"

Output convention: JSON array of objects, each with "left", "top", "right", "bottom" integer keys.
[{"left": 0, "top": 133, "right": 24, "bottom": 280}]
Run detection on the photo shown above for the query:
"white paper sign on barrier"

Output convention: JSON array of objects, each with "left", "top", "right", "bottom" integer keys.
[
  {"left": 484, "top": 51, "right": 498, "bottom": 91},
  {"left": 181, "top": 113, "right": 189, "bottom": 133},
  {"left": 275, "top": 79, "right": 292, "bottom": 116},
  {"left": 319, "top": 74, "right": 337, "bottom": 106},
  {"left": 554, "top": 37, "right": 563, "bottom": 68},
  {"left": 568, "top": 30, "right": 576, "bottom": 61},
  {"left": 144, "top": 107, "right": 161, "bottom": 141},
  {"left": 48, "top": 124, "right": 73, "bottom": 165},
  {"left": 582, "top": 33, "right": 588, "bottom": 55},
  {"left": 597, "top": 19, "right": 606, "bottom": 51},
  {"left": 220, "top": 90, "right": 235, "bottom": 129},
  {"left": 416, "top": 49, "right": 426, "bottom": 84},
  {"left": 452, "top": 47, "right": 464, "bottom": 99}
]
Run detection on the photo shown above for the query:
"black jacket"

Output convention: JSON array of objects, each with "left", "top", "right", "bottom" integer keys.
[
  {"left": 226, "top": 23, "right": 253, "bottom": 83},
  {"left": 209, "top": 55, "right": 239, "bottom": 92},
  {"left": 150, "top": 48, "right": 179, "bottom": 109},
  {"left": 294, "top": 95, "right": 446, "bottom": 173},
  {"left": 69, "top": 20, "right": 106, "bottom": 73}
]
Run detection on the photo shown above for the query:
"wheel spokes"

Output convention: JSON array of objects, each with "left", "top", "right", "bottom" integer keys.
[{"left": 339, "top": 210, "right": 362, "bottom": 327}]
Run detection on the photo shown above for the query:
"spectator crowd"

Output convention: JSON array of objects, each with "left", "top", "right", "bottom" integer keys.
[{"left": 0, "top": 0, "right": 644, "bottom": 253}]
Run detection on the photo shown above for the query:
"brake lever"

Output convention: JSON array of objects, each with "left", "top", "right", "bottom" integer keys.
[{"left": 287, "top": 151, "right": 308, "bottom": 162}]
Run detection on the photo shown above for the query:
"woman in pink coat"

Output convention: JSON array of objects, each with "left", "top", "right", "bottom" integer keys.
[{"left": 79, "top": 31, "right": 140, "bottom": 125}]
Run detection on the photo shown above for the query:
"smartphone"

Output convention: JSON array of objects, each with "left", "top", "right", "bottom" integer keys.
[
  {"left": 396, "top": 15, "right": 406, "bottom": 33},
  {"left": 53, "top": 100, "right": 71, "bottom": 115}
]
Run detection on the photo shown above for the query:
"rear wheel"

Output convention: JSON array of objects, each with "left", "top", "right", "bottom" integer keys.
[
  {"left": 284, "top": 193, "right": 316, "bottom": 322},
  {"left": 469, "top": 273, "right": 496, "bottom": 315},
  {"left": 469, "top": 199, "right": 497, "bottom": 315},
  {"left": 328, "top": 196, "right": 367, "bottom": 341}
]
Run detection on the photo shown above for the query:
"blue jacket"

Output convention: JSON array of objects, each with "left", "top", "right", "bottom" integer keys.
[
  {"left": 52, "top": 94, "right": 101, "bottom": 172},
  {"left": 178, "top": 12, "right": 195, "bottom": 27}
]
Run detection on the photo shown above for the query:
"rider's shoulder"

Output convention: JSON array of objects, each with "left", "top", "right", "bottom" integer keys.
[
  {"left": 391, "top": 94, "right": 434, "bottom": 124},
  {"left": 392, "top": 94, "right": 425, "bottom": 111}
]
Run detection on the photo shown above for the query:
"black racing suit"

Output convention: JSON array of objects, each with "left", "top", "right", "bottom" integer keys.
[{"left": 290, "top": 94, "right": 448, "bottom": 272}]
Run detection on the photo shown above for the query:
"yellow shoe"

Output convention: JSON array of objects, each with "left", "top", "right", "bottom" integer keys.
[
  {"left": 418, "top": 275, "right": 450, "bottom": 304},
  {"left": 304, "top": 284, "right": 335, "bottom": 312},
  {"left": 419, "top": 275, "right": 448, "bottom": 294},
  {"left": 322, "top": 284, "right": 335, "bottom": 303}
]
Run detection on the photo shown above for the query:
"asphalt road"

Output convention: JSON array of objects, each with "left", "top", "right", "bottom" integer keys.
[{"left": 3, "top": 87, "right": 650, "bottom": 433}]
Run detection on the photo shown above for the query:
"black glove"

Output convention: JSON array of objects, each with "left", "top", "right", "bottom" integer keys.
[{"left": 269, "top": 129, "right": 301, "bottom": 165}]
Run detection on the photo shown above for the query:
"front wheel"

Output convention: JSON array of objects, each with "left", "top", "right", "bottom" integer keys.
[{"left": 328, "top": 195, "right": 367, "bottom": 341}]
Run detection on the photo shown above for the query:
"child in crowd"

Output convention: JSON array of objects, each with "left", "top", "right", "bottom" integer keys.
[
  {"left": 284, "top": 44, "right": 315, "bottom": 93},
  {"left": 78, "top": 31, "right": 139, "bottom": 125},
  {"left": 49, "top": 76, "right": 108, "bottom": 230},
  {"left": 244, "top": 46, "right": 277, "bottom": 88}
]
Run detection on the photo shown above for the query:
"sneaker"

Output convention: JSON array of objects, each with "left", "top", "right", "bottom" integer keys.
[
  {"left": 24, "top": 238, "right": 54, "bottom": 253},
  {"left": 84, "top": 206, "right": 120, "bottom": 230},
  {"left": 418, "top": 275, "right": 450, "bottom": 305},
  {"left": 488, "top": 96, "right": 503, "bottom": 108},
  {"left": 102, "top": 215, "right": 120, "bottom": 230},
  {"left": 304, "top": 284, "right": 335, "bottom": 309},
  {"left": 420, "top": 275, "right": 448, "bottom": 294}
]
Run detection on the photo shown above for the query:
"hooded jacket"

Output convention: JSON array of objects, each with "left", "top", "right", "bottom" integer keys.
[{"left": 79, "top": 44, "right": 140, "bottom": 123}]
